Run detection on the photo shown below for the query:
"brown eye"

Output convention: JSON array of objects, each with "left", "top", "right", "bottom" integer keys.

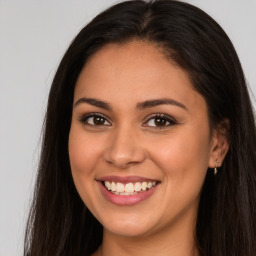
[
  {"left": 154, "top": 117, "right": 167, "bottom": 127},
  {"left": 93, "top": 116, "right": 105, "bottom": 125},
  {"left": 81, "top": 114, "right": 111, "bottom": 126},
  {"left": 145, "top": 114, "right": 177, "bottom": 128}
]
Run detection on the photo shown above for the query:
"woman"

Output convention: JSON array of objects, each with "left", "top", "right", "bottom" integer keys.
[{"left": 24, "top": 0, "right": 256, "bottom": 255}]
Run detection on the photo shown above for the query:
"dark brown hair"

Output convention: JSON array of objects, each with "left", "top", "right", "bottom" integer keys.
[{"left": 24, "top": 1, "right": 256, "bottom": 255}]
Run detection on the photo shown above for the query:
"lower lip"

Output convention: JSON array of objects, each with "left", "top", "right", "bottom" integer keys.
[{"left": 98, "top": 182, "right": 158, "bottom": 206}]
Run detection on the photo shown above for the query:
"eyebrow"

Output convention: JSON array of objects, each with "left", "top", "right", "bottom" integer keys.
[
  {"left": 74, "top": 97, "right": 187, "bottom": 111},
  {"left": 136, "top": 98, "right": 187, "bottom": 110},
  {"left": 74, "top": 97, "right": 112, "bottom": 110}
]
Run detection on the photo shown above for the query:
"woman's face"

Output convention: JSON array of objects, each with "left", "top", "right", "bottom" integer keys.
[{"left": 69, "top": 41, "right": 219, "bottom": 238}]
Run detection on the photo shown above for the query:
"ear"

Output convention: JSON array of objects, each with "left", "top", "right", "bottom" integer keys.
[{"left": 208, "top": 119, "right": 230, "bottom": 168}]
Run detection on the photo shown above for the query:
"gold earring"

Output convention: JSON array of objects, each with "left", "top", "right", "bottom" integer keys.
[
  {"left": 214, "top": 159, "right": 220, "bottom": 175},
  {"left": 214, "top": 166, "right": 218, "bottom": 175}
]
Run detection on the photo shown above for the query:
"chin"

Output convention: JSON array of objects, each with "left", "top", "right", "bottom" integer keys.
[
  {"left": 103, "top": 222, "right": 154, "bottom": 238},
  {"left": 97, "top": 210, "right": 159, "bottom": 238}
]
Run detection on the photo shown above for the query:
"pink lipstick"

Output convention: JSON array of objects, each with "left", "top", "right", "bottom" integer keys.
[{"left": 97, "top": 176, "right": 160, "bottom": 206}]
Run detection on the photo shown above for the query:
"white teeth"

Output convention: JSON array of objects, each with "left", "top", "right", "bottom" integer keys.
[
  {"left": 134, "top": 182, "right": 142, "bottom": 192},
  {"left": 114, "top": 191, "right": 138, "bottom": 195},
  {"left": 105, "top": 181, "right": 111, "bottom": 190},
  {"left": 125, "top": 183, "right": 134, "bottom": 193},
  {"left": 103, "top": 180, "right": 157, "bottom": 195},
  {"left": 147, "top": 182, "right": 153, "bottom": 189},
  {"left": 111, "top": 182, "right": 116, "bottom": 192},
  {"left": 141, "top": 182, "right": 147, "bottom": 191},
  {"left": 116, "top": 182, "right": 125, "bottom": 193}
]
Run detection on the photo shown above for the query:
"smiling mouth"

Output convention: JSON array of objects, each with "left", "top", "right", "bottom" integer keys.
[{"left": 102, "top": 181, "right": 158, "bottom": 195}]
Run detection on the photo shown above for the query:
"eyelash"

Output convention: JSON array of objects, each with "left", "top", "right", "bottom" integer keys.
[
  {"left": 79, "top": 113, "right": 177, "bottom": 129},
  {"left": 79, "top": 112, "right": 111, "bottom": 127},
  {"left": 143, "top": 114, "right": 177, "bottom": 128}
]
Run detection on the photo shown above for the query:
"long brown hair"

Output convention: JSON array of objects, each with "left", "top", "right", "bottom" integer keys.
[{"left": 24, "top": 1, "right": 256, "bottom": 255}]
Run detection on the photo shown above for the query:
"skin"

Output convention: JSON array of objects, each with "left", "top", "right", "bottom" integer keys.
[{"left": 68, "top": 40, "right": 229, "bottom": 256}]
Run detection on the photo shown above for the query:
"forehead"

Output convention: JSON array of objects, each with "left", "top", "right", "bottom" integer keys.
[{"left": 74, "top": 40, "right": 206, "bottom": 112}]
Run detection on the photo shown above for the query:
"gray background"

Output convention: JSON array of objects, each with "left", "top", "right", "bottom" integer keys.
[{"left": 0, "top": 0, "right": 255, "bottom": 255}]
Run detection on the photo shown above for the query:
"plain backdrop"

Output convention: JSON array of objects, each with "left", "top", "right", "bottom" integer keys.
[{"left": 0, "top": 0, "right": 255, "bottom": 255}]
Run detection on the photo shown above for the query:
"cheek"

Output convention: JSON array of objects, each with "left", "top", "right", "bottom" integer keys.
[
  {"left": 68, "top": 124, "right": 103, "bottom": 202},
  {"left": 148, "top": 125, "right": 211, "bottom": 194},
  {"left": 68, "top": 125, "right": 102, "bottom": 176}
]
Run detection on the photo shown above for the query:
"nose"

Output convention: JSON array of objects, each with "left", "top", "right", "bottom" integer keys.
[{"left": 103, "top": 126, "right": 147, "bottom": 169}]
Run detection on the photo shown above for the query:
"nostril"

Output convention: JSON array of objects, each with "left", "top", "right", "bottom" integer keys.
[
  {"left": 104, "top": 151, "right": 147, "bottom": 169},
  {"left": 103, "top": 136, "right": 147, "bottom": 168}
]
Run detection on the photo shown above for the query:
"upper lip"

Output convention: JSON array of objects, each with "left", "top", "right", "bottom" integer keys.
[{"left": 97, "top": 175, "right": 160, "bottom": 183}]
